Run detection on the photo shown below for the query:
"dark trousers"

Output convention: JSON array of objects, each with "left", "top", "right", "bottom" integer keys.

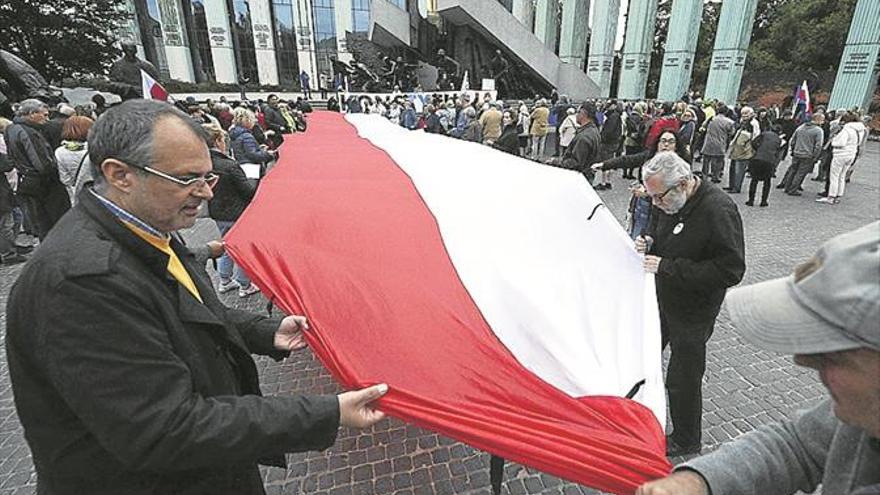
[
  {"left": 661, "top": 312, "right": 716, "bottom": 447},
  {"left": 18, "top": 182, "right": 70, "bottom": 240},
  {"left": 727, "top": 159, "right": 748, "bottom": 192},
  {"left": 704, "top": 155, "right": 725, "bottom": 182},
  {"left": 748, "top": 177, "right": 771, "bottom": 204},
  {"left": 782, "top": 156, "right": 814, "bottom": 194}
]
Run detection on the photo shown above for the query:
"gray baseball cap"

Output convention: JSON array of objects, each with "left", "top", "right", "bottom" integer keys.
[{"left": 724, "top": 221, "right": 880, "bottom": 354}]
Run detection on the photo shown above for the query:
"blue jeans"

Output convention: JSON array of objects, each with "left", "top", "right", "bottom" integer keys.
[
  {"left": 728, "top": 159, "right": 748, "bottom": 192},
  {"left": 629, "top": 196, "right": 652, "bottom": 240},
  {"left": 215, "top": 220, "right": 250, "bottom": 286}
]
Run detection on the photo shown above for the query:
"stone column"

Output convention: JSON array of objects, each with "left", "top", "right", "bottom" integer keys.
[
  {"left": 202, "top": 0, "right": 237, "bottom": 83},
  {"left": 157, "top": 0, "right": 196, "bottom": 82},
  {"left": 656, "top": 0, "right": 701, "bottom": 101},
  {"left": 294, "top": 0, "right": 319, "bottom": 83},
  {"left": 558, "top": 0, "right": 589, "bottom": 69},
  {"left": 249, "top": 0, "right": 279, "bottom": 85},
  {"left": 703, "top": 0, "right": 758, "bottom": 105},
  {"left": 118, "top": 0, "right": 146, "bottom": 59},
  {"left": 512, "top": 0, "right": 534, "bottom": 29},
  {"left": 617, "top": 0, "right": 657, "bottom": 100},
  {"left": 335, "top": 0, "right": 354, "bottom": 63},
  {"left": 534, "top": 0, "right": 559, "bottom": 53},
  {"left": 586, "top": 0, "right": 621, "bottom": 97},
  {"left": 828, "top": 0, "right": 880, "bottom": 111}
]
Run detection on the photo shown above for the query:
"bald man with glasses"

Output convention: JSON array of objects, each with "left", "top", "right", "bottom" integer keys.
[{"left": 6, "top": 100, "right": 387, "bottom": 495}]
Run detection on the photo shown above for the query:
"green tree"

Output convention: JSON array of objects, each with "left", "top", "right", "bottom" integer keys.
[
  {"left": 746, "top": 0, "right": 856, "bottom": 73},
  {"left": 0, "top": 0, "right": 131, "bottom": 83}
]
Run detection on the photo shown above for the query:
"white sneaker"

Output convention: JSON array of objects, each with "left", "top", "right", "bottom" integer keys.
[
  {"left": 217, "top": 279, "right": 240, "bottom": 293},
  {"left": 815, "top": 197, "right": 831, "bottom": 203},
  {"left": 238, "top": 284, "right": 260, "bottom": 298}
]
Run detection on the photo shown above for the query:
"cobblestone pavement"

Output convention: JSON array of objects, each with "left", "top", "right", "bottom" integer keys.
[{"left": 0, "top": 142, "right": 877, "bottom": 494}]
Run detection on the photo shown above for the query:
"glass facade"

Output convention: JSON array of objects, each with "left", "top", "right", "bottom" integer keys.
[
  {"left": 272, "top": 0, "right": 301, "bottom": 86},
  {"left": 229, "top": 0, "right": 260, "bottom": 82},
  {"left": 185, "top": 0, "right": 216, "bottom": 81},
  {"left": 352, "top": 0, "right": 370, "bottom": 33},
  {"left": 312, "top": 0, "right": 337, "bottom": 79}
]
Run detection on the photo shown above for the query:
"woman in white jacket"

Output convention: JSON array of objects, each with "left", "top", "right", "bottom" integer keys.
[
  {"left": 557, "top": 108, "right": 578, "bottom": 155},
  {"left": 818, "top": 112, "right": 860, "bottom": 205}
]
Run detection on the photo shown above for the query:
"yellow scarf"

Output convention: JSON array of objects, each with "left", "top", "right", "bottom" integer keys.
[{"left": 122, "top": 222, "right": 203, "bottom": 303}]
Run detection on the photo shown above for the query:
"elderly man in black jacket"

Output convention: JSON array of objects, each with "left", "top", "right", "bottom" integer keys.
[
  {"left": 263, "top": 94, "right": 289, "bottom": 148},
  {"left": 3, "top": 98, "right": 70, "bottom": 239},
  {"left": 5, "top": 99, "right": 387, "bottom": 495},
  {"left": 637, "top": 151, "right": 745, "bottom": 457}
]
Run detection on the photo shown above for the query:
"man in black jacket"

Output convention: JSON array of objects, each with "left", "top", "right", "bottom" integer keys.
[
  {"left": 637, "top": 151, "right": 745, "bottom": 457},
  {"left": 262, "top": 94, "right": 289, "bottom": 148},
  {"left": 558, "top": 102, "right": 601, "bottom": 182},
  {"left": 3, "top": 98, "right": 70, "bottom": 239},
  {"left": 5, "top": 99, "right": 387, "bottom": 495}
]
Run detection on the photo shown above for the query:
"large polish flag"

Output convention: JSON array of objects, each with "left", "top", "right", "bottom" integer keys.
[{"left": 225, "top": 112, "right": 671, "bottom": 493}]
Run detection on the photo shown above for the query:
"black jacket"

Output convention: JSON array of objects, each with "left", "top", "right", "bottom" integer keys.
[
  {"left": 751, "top": 130, "right": 783, "bottom": 165},
  {"left": 262, "top": 105, "right": 289, "bottom": 134},
  {"left": 493, "top": 124, "right": 520, "bottom": 155},
  {"left": 560, "top": 122, "right": 600, "bottom": 180},
  {"left": 208, "top": 148, "right": 256, "bottom": 222},
  {"left": 4, "top": 117, "right": 56, "bottom": 177},
  {"left": 646, "top": 179, "right": 745, "bottom": 327},
  {"left": 6, "top": 190, "right": 340, "bottom": 494},
  {"left": 600, "top": 110, "right": 622, "bottom": 145}
]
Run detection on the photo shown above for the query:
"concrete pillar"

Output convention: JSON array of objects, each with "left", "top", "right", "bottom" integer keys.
[
  {"left": 617, "top": 0, "right": 657, "bottom": 100},
  {"left": 534, "top": 0, "right": 559, "bottom": 53},
  {"left": 656, "top": 0, "right": 701, "bottom": 101},
  {"left": 118, "top": 0, "right": 147, "bottom": 59},
  {"left": 249, "top": 0, "right": 279, "bottom": 85},
  {"left": 586, "top": 0, "right": 621, "bottom": 97},
  {"left": 157, "top": 0, "right": 196, "bottom": 81},
  {"left": 703, "top": 0, "right": 758, "bottom": 105},
  {"left": 335, "top": 0, "right": 354, "bottom": 62},
  {"left": 512, "top": 0, "right": 535, "bottom": 29},
  {"left": 295, "top": 0, "right": 319, "bottom": 83},
  {"left": 828, "top": 0, "right": 880, "bottom": 111},
  {"left": 202, "top": 0, "right": 237, "bottom": 83},
  {"left": 559, "top": 0, "right": 589, "bottom": 68}
]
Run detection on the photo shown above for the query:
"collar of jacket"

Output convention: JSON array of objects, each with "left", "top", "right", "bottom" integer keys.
[
  {"left": 676, "top": 177, "right": 710, "bottom": 220},
  {"left": 77, "top": 187, "right": 191, "bottom": 282}
]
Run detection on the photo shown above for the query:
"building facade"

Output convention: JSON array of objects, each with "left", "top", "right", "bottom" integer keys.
[{"left": 119, "top": 0, "right": 402, "bottom": 88}]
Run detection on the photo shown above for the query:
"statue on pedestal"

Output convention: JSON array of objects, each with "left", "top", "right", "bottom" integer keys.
[{"left": 109, "top": 42, "right": 161, "bottom": 100}]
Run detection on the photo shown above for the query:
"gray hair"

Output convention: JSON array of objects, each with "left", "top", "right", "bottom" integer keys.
[
  {"left": 16, "top": 99, "right": 47, "bottom": 117},
  {"left": 463, "top": 106, "right": 476, "bottom": 119},
  {"left": 642, "top": 151, "right": 692, "bottom": 187},
  {"left": 88, "top": 99, "right": 205, "bottom": 186}
]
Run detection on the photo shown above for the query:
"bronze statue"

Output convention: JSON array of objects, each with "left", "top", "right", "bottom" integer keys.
[
  {"left": 109, "top": 42, "right": 161, "bottom": 100},
  {"left": 0, "top": 49, "right": 66, "bottom": 115}
]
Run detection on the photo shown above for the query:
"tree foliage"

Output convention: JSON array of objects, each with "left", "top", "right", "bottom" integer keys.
[
  {"left": 0, "top": 0, "right": 131, "bottom": 83},
  {"left": 746, "top": 0, "right": 856, "bottom": 73}
]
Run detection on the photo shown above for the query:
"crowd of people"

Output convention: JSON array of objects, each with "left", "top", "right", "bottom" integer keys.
[
  {"left": 0, "top": 85, "right": 877, "bottom": 495},
  {"left": 0, "top": 93, "right": 312, "bottom": 291}
]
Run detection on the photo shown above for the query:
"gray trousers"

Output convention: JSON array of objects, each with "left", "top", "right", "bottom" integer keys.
[
  {"left": 783, "top": 156, "right": 814, "bottom": 194},
  {"left": 704, "top": 155, "right": 725, "bottom": 182}
]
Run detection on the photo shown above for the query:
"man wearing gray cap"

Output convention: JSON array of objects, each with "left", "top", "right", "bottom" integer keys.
[{"left": 637, "top": 221, "right": 880, "bottom": 495}]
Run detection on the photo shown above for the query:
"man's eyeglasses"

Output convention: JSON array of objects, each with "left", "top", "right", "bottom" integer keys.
[
  {"left": 658, "top": 137, "right": 677, "bottom": 145},
  {"left": 127, "top": 162, "right": 219, "bottom": 189},
  {"left": 649, "top": 183, "right": 679, "bottom": 202}
]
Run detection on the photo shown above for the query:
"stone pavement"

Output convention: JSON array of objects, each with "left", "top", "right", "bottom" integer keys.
[{"left": 0, "top": 143, "right": 877, "bottom": 494}]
